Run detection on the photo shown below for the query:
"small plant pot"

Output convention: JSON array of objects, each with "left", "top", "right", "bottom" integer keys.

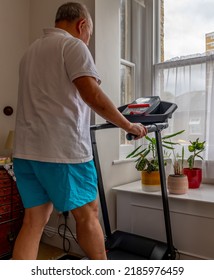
[
  {"left": 183, "top": 168, "right": 202, "bottom": 189},
  {"left": 141, "top": 170, "right": 161, "bottom": 192},
  {"left": 167, "top": 174, "right": 188, "bottom": 195}
]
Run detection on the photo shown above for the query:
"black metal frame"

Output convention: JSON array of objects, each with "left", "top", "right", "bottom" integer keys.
[{"left": 90, "top": 122, "right": 176, "bottom": 259}]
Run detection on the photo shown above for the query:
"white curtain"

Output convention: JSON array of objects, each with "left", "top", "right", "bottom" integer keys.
[{"left": 154, "top": 54, "right": 214, "bottom": 180}]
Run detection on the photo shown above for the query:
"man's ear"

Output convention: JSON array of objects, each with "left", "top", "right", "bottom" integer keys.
[{"left": 76, "top": 18, "right": 86, "bottom": 34}]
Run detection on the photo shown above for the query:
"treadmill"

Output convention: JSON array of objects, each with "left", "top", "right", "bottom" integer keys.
[{"left": 90, "top": 96, "right": 177, "bottom": 260}]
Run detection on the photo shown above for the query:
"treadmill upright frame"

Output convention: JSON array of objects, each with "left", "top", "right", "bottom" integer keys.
[{"left": 90, "top": 123, "right": 176, "bottom": 260}]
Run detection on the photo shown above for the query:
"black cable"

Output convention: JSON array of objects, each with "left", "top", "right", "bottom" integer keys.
[{"left": 58, "top": 211, "right": 78, "bottom": 253}]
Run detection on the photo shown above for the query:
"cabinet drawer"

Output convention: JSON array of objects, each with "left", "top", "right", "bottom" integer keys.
[
  {"left": 13, "top": 201, "right": 23, "bottom": 211},
  {"left": 0, "top": 186, "right": 11, "bottom": 196},
  {"left": 0, "top": 194, "right": 23, "bottom": 208},
  {"left": 12, "top": 185, "right": 19, "bottom": 195},
  {"left": 0, "top": 212, "right": 11, "bottom": 223},
  {"left": 0, "top": 195, "right": 11, "bottom": 205},
  {"left": 12, "top": 193, "right": 22, "bottom": 203},
  {"left": 0, "top": 170, "right": 10, "bottom": 179},
  {"left": 0, "top": 202, "right": 23, "bottom": 213},
  {"left": 0, "top": 178, "right": 12, "bottom": 187},
  {"left": 0, "top": 204, "right": 11, "bottom": 214},
  {"left": 12, "top": 209, "right": 24, "bottom": 220},
  {"left": 0, "top": 219, "right": 22, "bottom": 258},
  {"left": 0, "top": 209, "right": 24, "bottom": 223}
]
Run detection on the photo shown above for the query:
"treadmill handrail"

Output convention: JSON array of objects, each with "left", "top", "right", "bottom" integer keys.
[
  {"left": 126, "top": 123, "right": 169, "bottom": 140},
  {"left": 90, "top": 123, "right": 116, "bottom": 131},
  {"left": 90, "top": 122, "right": 168, "bottom": 133}
]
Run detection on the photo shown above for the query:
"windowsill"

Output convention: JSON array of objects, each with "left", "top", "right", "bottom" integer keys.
[
  {"left": 112, "top": 158, "right": 135, "bottom": 165},
  {"left": 112, "top": 180, "right": 214, "bottom": 204}
]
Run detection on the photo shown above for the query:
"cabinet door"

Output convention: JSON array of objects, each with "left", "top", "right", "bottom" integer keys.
[
  {"left": 0, "top": 167, "right": 24, "bottom": 259},
  {"left": 0, "top": 219, "right": 22, "bottom": 258}
]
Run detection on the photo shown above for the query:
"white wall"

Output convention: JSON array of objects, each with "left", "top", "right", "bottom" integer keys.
[{"left": 0, "top": 0, "right": 29, "bottom": 155}]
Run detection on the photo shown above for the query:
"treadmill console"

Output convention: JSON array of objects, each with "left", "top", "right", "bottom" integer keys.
[{"left": 118, "top": 96, "right": 177, "bottom": 124}]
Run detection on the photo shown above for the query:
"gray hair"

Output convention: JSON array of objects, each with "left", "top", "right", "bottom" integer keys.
[{"left": 55, "top": 2, "right": 91, "bottom": 23}]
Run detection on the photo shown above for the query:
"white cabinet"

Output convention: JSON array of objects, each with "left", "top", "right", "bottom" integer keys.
[{"left": 113, "top": 181, "right": 214, "bottom": 259}]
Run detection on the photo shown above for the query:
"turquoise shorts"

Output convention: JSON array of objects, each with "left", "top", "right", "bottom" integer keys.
[{"left": 13, "top": 158, "right": 98, "bottom": 212}]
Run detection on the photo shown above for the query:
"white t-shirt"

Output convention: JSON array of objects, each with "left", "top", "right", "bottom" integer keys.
[{"left": 13, "top": 28, "right": 101, "bottom": 163}]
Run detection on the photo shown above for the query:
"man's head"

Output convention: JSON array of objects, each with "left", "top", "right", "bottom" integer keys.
[{"left": 55, "top": 2, "right": 93, "bottom": 46}]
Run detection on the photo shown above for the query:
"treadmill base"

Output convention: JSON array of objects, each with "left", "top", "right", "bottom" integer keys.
[{"left": 106, "top": 230, "right": 174, "bottom": 260}]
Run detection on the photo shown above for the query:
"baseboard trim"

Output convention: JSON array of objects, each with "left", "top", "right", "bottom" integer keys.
[
  {"left": 177, "top": 249, "right": 207, "bottom": 260},
  {"left": 41, "top": 225, "right": 85, "bottom": 257}
]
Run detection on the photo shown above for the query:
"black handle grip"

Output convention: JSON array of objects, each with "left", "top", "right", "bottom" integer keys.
[{"left": 126, "top": 123, "right": 169, "bottom": 140}]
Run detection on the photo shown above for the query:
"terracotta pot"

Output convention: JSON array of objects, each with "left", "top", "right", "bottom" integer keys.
[
  {"left": 167, "top": 174, "right": 188, "bottom": 195},
  {"left": 141, "top": 170, "right": 161, "bottom": 192},
  {"left": 183, "top": 168, "right": 202, "bottom": 189}
]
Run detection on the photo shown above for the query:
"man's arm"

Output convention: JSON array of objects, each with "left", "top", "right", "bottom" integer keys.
[{"left": 73, "top": 76, "right": 147, "bottom": 139}]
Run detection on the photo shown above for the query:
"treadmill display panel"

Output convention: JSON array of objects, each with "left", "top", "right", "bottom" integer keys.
[{"left": 122, "top": 97, "right": 160, "bottom": 115}]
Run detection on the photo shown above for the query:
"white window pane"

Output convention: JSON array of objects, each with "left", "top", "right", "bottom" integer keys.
[{"left": 164, "top": 0, "right": 214, "bottom": 61}]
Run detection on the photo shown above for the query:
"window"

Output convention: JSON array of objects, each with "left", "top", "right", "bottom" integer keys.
[{"left": 154, "top": 0, "right": 214, "bottom": 176}]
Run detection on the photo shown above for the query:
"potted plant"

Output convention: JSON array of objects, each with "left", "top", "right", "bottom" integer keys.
[
  {"left": 126, "top": 130, "right": 185, "bottom": 192},
  {"left": 183, "top": 138, "right": 206, "bottom": 189},
  {"left": 167, "top": 145, "right": 189, "bottom": 195}
]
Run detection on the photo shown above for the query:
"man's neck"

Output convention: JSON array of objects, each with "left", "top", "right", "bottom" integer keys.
[{"left": 55, "top": 20, "right": 79, "bottom": 38}]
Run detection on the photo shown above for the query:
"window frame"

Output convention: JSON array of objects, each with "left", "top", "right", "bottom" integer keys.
[
  {"left": 119, "top": 59, "right": 136, "bottom": 159},
  {"left": 119, "top": 0, "right": 155, "bottom": 161}
]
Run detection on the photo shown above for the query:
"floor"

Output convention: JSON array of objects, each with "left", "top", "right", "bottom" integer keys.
[
  {"left": 37, "top": 242, "right": 65, "bottom": 260},
  {"left": 5, "top": 242, "right": 195, "bottom": 260},
  {"left": 37, "top": 242, "right": 82, "bottom": 260},
  {"left": 37, "top": 243, "right": 189, "bottom": 260}
]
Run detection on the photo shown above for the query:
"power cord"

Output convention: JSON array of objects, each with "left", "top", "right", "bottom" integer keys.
[{"left": 58, "top": 211, "right": 78, "bottom": 253}]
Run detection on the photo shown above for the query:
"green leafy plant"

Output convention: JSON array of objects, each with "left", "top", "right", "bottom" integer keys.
[
  {"left": 126, "top": 130, "right": 185, "bottom": 173},
  {"left": 187, "top": 138, "right": 206, "bottom": 169}
]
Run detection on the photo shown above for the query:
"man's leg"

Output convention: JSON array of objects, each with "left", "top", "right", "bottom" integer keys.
[
  {"left": 12, "top": 202, "right": 53, "bottom": 260},
  {"left": 71, "top": 200, "right": 107, "bottom": 260}
]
